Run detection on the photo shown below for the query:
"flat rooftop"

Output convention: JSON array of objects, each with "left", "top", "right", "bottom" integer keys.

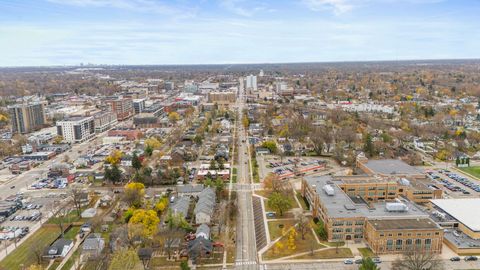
[
  {"left": 364, "top": 159, "right": 421, "bottom": 175},
  {"left": 336, "top": 175, "right": 396, "bottom": 185},
  {"left": 431, "top": 199, "right": 480, "bottom": 232},
  {"left": 305, "top": 175, "right": 428, "bottom": 219},
  {"left": 368, "top": 218, "right": 439, "bottom": 231}
]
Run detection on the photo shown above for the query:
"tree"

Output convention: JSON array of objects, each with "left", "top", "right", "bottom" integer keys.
[
  {"left": 105, "top": 150, "right": 123, "bottom": 166},
  {"left": 108, "top": 248, "right": 141, "bottom": 270},
  {"left": 53, "top": 135, "right": 63, "bottom": 144},
  {"left": 392, "top": 251, "right": 444, "bottom": 270},
  {"left": 267, "top": 192, "right": 292, "bottom": 216},
  {"left": 287, "top": 228, "right": 297, "bottom": 250},
  {"left": 180, "top": 261, "right": 191, "bottom": 270},
  {"left": 263, "top": 173, "right": 288, "bottom": 195},
  {"left": 69, "top": 184, "right": 86, "bottom": 217},
  {"left": 105, "top": 164, "right": 122, "bottom": 184},
  {"left": 273, "top": 241, "right": 284, "bottom": 255},
  {"left": 132, "top": 152, "right": 142, "bottom": 172},
  {"left": 359, "top": 257, "right": 381, "bottom": 270},
  {"left": 128, "top": 209, "right": 160, "bottom": 238},
  {"left": 124, "top": 182, "right": 145, "bottom": 207},
  {"left": 144, "top": 145, "right": 153, "bottom": 157},
  {"left": 261, "top": 141, "right": 278, "bottom": 154},
  {"left": 168, "top": 112, "right": 181, "bottom": 124},
  {"left": 145, "top": 137, "right": 162, "bottom": 149},
  {"left": 363, "top": 132, "right": 375, "bottom": 157},
  {"left": 294, "top": 211, "right": 310, "bottom": 240},
  {"left": 154, "top": 197, "right": 169, "bottom": 214}
]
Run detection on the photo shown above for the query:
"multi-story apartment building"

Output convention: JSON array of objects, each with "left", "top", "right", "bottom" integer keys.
[
  {"left": 208, "top": 91, "right": 236, "bottom": 105},
  {"left": 56, "top": 116, "right": 95, "bottom": 143},
  {"left": 132, "top": 99, "right": 146, "bottom": 114},
  {"left": 8, "top": 102, "right": 47, "bottom": 134},
  {"left": 301, "top": 175, "right": 443, "bottom": 254},
  {"left": 106, "top": 98, "right": 134, "bottom": 121},
  {"left": 93, "top": 111, "right": 117, "bottom": 133}
]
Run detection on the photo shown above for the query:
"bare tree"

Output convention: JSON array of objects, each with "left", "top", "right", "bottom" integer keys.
[
  {"left": 69, "top": 184, "right": 87, "bottom": 217},
  {"left": 392, "top": 250, "right": 444, "bottom": 270},
  {"left": 294, "top": 210, "right": 310, "bottom": 240}
]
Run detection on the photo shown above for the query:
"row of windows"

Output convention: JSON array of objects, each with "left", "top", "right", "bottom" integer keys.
[
  {"left": 385, "top": 239, "right": 433, "bottom": 250},
  {"left": 379, "top": 232, "right": 439, "bottom": 237}
]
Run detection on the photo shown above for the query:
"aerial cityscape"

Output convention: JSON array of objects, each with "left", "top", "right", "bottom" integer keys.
[{"left": 1, "top": 1, "right": 480, "bottom": 270}]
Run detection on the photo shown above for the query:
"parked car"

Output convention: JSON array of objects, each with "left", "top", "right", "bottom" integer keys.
[
  {"left": 354, "top": 259, "right": 363, "bottom": 264},
  {"left": 465, "top": 256, "right": 478, "bottom": 261},
  {"left": 372, "top": 257, "right": 382, "bottom": 264},
  {"left": 343, "top": 259, "right": 354, "bottom": 265},
  {"left": 450, "top": 256, "right": 460, "bottom": 261}
]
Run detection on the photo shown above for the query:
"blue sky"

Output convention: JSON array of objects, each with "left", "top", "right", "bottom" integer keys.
[{"left": 0, "top": 0, "right": 479, "bottom": 66}]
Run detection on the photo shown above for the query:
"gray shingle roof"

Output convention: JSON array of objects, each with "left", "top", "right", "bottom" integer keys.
[
  {"left": 194, "top": 188, "right": 216, "bottom": 216},
  {"left": 170, "top": 196, "right": 190, "bottom": 217}
]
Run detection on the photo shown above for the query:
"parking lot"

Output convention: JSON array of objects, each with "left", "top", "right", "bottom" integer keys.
[
  {"left": 263, "top": 156, "right": 328, "bottom": 178},
  {"left": 427, "top": 169, "right": 480, "bottom": 198}
]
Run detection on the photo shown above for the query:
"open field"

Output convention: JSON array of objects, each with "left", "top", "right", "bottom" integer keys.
[
  {"left": 459, "top": 166, "right": 480, "bottom": 179},
  {"left": 263, "top": 229, "right": 323, "bottom": 260}
]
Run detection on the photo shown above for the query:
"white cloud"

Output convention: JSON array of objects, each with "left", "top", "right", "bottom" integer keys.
[
  {"left": 302, "top": 0, "right": 445, "bottom": 15},
  {"left": 302, "top": 0, "right": 354, "bottom": 14},
  {"left": 219, "top": 0, "right": 268, "bottom": 17},
  {"left": 46, "top": 0, "right": 194, "bottom": 16}
]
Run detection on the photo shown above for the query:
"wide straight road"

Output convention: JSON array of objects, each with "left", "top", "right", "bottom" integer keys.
[{"left": 234, "top": 87, "right": 258, "bottom": 270}]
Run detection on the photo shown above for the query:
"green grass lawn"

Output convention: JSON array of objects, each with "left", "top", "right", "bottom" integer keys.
[
  {"left": 294, "top": 248, "right": 353, "bottom": 260},
  {"left": 460, "top": 166, "right": 480, "bottom": 179},
  {"left": 46, "top": 210, "right": 83, "bottom": 225},
  {"left": 295, "top": 192, "right": 309, "bottom": 210},
  {"left": 63, "top": 226, "right": 80, "bottom": 240},
  {"left": 358, "top": 247, "right": 375, "bottom": 258},
  {"left": 263, "top": 228, "right": 324, "bottom": 260},
  {"left": 267, "top": 220, "right": 296, "bottom": 240},
  {"left": 0, "top": 226, "right": 61, "bottom": 270}
]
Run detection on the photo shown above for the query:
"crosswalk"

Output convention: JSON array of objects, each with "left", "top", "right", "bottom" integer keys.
[{"left": 235, "top": 260, "right": 257, "bottom": 266}]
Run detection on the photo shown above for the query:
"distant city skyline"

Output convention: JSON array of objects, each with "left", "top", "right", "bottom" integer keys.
[{"left": 1, "top": 0, "right": 479, "bottom": 66}]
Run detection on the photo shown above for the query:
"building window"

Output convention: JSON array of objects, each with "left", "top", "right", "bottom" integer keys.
[
  {"left": 425, "top": 239, "right": 432, "bottom": 249},
  {"left": 387, "top": 240, "right": 393, "bottom": 250},
  {"left": 415, "top": 239, "right": 422, "bottom": 248},
  {"left": 388, "top": 234, "right": 393, "bottom": 237},
  {"left": 397, "top": 233, "right": 403, "bottom": 237},
  {"left": 406, "top": 239, "right": 413, "bottom": 248},
  {"left": 345, "top": 221, "right": 353, "bottom": 226},
  {"left": 379, "top": 233, "right": 384, "bottom": 237},
  {"left": 435, "top": 232, "right": 439, "bottom": 235},
  {"left": 396, "top": 239, "right": 403, "bottom": 250}
]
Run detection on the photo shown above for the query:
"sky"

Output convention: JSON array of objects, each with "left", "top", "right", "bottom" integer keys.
[{"left": 0, "top": 0, "right": 479, "bottom": 66}]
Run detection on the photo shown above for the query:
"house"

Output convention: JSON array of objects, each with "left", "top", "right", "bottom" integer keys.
[
  {"left": 177, "top": 184, "right": 204, "bottom": 197},
  {"left": 194, "top": 188, "right": 216, "bottom": 224},
  {"left": 196, "top": 224, "right": 210, "bottom": 239},
  {"left": 81, "top": 208, "right": 97, "bottom": 218},
  {"left": 187, "top": 237, "right": 213, "bottom": 264},
  {"left": 82, "top": 233, "right": 105, "bottom": 259},
  {"left": 170, "top": 196, "right": 190, "bottom": 218},
  {"left": 43, "top": 238, "right": 74, "bottom": 259}
]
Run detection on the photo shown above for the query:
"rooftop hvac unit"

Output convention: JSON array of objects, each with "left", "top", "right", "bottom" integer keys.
[
  {"left": 386, "top": 202, "right": 408, "bottom": 212},
  {"left": 323, "top": 184, "right": 335, "bottom": 196},
  {"left": 399, "top": 178, "right": 410, "bottom": 186}
]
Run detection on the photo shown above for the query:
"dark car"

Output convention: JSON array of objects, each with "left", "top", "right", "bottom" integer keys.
[
  {"left": 10, "top": 186, "right": 15, "bottom": 189},
  {"left": 354, "top": 259, "right": 363, "bottom": 264},
  {"left": 450, "top": 256, "right": 460, "bottom": 261},
  {"left": 464, "top": 256, "right": 478, "bottom": 261}
]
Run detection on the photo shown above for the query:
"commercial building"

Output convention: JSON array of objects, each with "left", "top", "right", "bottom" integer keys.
[
  {"left": 246, "top": 75, "right": 257, "bottom": 91},
  {"left": 105, "top": 98, "right": 134, "bottom": 121},
  {"left": 430, "top": 199, "right": 480, "bottom": 254},
  {"left": 56, "top": 116, "right": 95, "bottom": 143},
  {"left": 301, "top": 175, "right": 443, "bottom": 254},
  {"left": 93, "top": 111, "right": 117, "bottom": 133},
  {"left": 133, "top": 99, "right": 146, "bottom": 114},
  {"left": 8, "top": 102, "right": 47, "bottom": 134},
  {"left": 208, "top": 91, "right": 236, "bottom": 105}
]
